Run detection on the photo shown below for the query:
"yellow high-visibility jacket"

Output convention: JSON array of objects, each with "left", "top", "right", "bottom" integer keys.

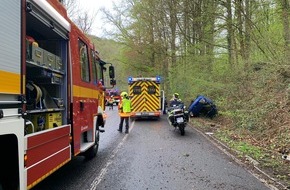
[{"left": 119, "top": 98, "right": 131, "bottom": 117}]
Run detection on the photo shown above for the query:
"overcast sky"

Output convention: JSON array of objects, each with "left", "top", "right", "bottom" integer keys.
[{"left": 79, "top": 0, "right": 118, "bottom": 37}]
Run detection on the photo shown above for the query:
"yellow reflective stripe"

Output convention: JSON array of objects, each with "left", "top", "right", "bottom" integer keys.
[
  {"left": 119, "top": 112, "right": 131, "bottom": 117},
  {"left": 73, "top": 85, "right": 99, "bottom": 98},
  {"left": 0, "top": 70, "right": 21, "bottom": 94}
]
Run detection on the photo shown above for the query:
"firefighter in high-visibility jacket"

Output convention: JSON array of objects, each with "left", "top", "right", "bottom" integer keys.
[{"left": 118, "top": 92, "right": 131, "bottom": 133}]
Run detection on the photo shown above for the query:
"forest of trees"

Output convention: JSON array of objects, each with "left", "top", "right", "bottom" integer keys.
[
  {"left": 64, "top": 0, "right": 289, "bottom": 186},
  {"left": 102, "top": 0, "right": 290, "bottom": 99},
  {"left": 98, "top": 0, "right": 290, "bottom": 186}
]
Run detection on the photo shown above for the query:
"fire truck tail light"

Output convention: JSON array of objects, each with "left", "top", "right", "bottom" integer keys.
[
  {"left": 154, "top": 112, "right": 160, "bottom": 116},
  {"left": 24, "top": 154, "right": 28, "bottom": 167}
]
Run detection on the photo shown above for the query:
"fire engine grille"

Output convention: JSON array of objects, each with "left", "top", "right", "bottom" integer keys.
[{"left": 129, "top": 81, "right": 160, "bottom": 113}]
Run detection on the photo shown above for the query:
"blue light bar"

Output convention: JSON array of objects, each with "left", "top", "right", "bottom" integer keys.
[
  {"left": 156, "top": 75, "right": 161, "bottom": 83},
  {"left": 128, "top": 76, "right": 133, "bottom": 84}
]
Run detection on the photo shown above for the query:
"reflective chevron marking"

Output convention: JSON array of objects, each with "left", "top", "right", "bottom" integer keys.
[{"left": 129, "top": 80, "right": 161, "bottom": 113}]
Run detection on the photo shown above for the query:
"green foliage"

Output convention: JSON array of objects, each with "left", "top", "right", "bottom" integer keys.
[
  {"left": 236, "top": 142, "right": 263, "bottom": 159},
  {"left": 89, "top": 35, "right": 129, "bottom": 90},
  {"left": 215, "top": 129, "right": 264, "bottom": 160},
  {"left": 97, "top": 1, "right": 290, "bottom": 171}
]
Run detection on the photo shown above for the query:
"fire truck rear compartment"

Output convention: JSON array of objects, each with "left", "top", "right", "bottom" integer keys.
[{"left": 24, "top": 0, "right": 68, "bottom": 135}]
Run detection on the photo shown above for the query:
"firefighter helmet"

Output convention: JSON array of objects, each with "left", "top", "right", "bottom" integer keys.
[{"left": 121, "top": 92, "right": 128, "bottom": 97}]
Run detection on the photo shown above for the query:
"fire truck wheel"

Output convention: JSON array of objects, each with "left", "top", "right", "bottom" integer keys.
[{"left": 84, "top": 130, "right": 100, "bottom": 159}]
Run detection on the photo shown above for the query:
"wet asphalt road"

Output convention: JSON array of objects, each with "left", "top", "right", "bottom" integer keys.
[{"left": 32, "top": 106, "right": 271, "bottom": 190}]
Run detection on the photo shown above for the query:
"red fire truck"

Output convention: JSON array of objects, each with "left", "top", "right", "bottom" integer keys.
[
  {"left": 105, "top": 89, "right": 121, "bottom": 106},
  {"left": 0, "top": 1, "right": 116, "bottom": 189}
]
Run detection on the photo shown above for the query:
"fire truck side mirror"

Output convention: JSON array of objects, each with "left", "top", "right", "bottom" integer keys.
[
  {"left": 109, "top": 65, "right": 115, "bottom": 79},
  {"left": 110, "top": 79, "right": 116, "bottom": 86}
]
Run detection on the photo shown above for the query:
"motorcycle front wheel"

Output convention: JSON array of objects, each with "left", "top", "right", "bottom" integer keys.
[{"left": 179, "top": 123, "right": 185, "bottom": 136}]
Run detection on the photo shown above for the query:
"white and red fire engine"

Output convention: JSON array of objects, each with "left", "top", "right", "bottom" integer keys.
[{"left": 0, "top": 0, "right": 116, "bottom": 189}]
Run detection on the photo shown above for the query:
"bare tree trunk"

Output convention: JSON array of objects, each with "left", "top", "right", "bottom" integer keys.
[
  {"left": 191, "top": 1, "right": 198, "bottom": 55},
  {"left": 182, "top": 0, "right": 189, "bottom": 66},
  {"left": 169, "top": 0, "right": 177, "bottom": 67},
  {"left": 225, "top": 0, "right": 235, "bottom": 65},
  {"left": 207, "top": 0, "right": 217, "bottom": 68},
  {"left": 197, "top": 0, "right": 204, "bottom": 56},
  {"left": 157, "top": 0, "right": 170, "bottom": 95},
  {"left": 280, "top": 0, "right": 290, "bottom": 61},
  {"left": 236, "top": 0, "right": 245, "bottom": 61},
  {"left": 148, "top": 1, "right": 156, "bottom": 68},
  {"left": 244, "top": 0, "right": 251, "bottom": 69}
]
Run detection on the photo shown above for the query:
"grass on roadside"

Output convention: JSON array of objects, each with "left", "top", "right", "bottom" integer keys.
[{"left": 191, "top": 117, "right": 290, "bottom": 188}]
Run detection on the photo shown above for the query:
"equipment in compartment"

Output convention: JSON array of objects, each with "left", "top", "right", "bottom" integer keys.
[
  {"left": 40, "top": 86, "right": 59, "bottom": 109},
  {"left": 52, "top": 97, "right": 64, "bottom": 108},
  {"left": 55, "top": 56, "right": 63, "bottom": 71},
  {"left": 26, "top": 82, "right": 44, "bottom": 110},
  {"left": 30, "top": 113, "right": 46, "bottom": 131},
  {"left": 51, "top": 72, "right": 63, "bottom": 84},
  {"left": 27, "top": 112, "right": 62, "bottom": 132},
  {"left": 46, "top": 112, "right": 62, "bottom": 128},
  {"left": 26, "top": 81, "right": 63, "bottom": 110},
  {"left": 26, "top": 36, "right": 64, "bottom": 71},
  {"left": 26, "top": 40, "right": 44, "bottom": 66},
  {"left": 30, "top": 70, "right": 63, "bottom": 85},
  {"left": 43, "top": 49, "right": 56, "bottom": 69}
]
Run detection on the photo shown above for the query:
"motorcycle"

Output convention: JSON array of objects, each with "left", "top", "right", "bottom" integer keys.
[{"left": 167, "top": 102, "right": 189, "bottom": 136}]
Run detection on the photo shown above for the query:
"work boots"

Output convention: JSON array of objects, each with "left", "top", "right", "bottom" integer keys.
[
  {"left": 125, "top": 127, "right": 129, "bottom": 134},
  {"left": 118, "top": 126, "right": 129, "bottom": 134}
]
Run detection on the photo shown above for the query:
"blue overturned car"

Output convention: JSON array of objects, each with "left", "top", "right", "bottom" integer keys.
[{"left": 188, "top": 95, "right": 218, "bottom": 118}]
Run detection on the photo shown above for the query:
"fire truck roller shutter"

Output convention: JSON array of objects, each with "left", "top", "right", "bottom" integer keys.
[
  {"left": 0, "top": 0, "right": 21, "bottom": 95},
  {"left": 27, "top": 0, "right": 71, "bottom": 40}
]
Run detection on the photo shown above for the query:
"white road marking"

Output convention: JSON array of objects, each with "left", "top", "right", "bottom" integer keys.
[{"left": 88, "top": 120, "right": 135, "bottom": 190}]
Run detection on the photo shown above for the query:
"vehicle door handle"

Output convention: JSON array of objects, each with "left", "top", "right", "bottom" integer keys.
[{"left": 80, "top": 101, "right": 84, "bottom": 111}]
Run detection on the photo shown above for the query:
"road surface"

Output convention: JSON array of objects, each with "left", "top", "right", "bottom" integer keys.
[{"left": 32, "top": 106, "right": 272, "bottom": 190}]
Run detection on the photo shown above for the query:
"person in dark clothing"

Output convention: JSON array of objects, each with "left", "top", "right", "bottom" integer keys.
[{"left": 169, "top": 93, "right": 182, "bottom": 107}]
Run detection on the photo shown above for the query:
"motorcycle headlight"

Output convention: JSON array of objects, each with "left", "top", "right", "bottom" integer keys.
[{"left": 174, "top": 110, "right": 183, "bottom": 115}]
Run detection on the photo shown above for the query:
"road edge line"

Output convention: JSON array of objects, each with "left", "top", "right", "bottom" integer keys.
[
  {"left": 88, "top": 120, "right": 136, "bottom": 190},
  {"left": 188, "top": 123, "right": 286, "bottom": 190}
]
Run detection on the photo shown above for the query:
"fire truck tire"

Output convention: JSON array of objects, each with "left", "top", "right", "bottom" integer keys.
[{"left": 84, "top": 130, "right": 100, "bottom": 159}]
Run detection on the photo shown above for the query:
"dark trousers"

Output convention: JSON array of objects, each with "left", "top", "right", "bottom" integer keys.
[
  {"left": 119, "top": 117, "right": 129, "bottom": 131},
  {"left": 108, "top": 103, "right": 113, "bottom": 110}
]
